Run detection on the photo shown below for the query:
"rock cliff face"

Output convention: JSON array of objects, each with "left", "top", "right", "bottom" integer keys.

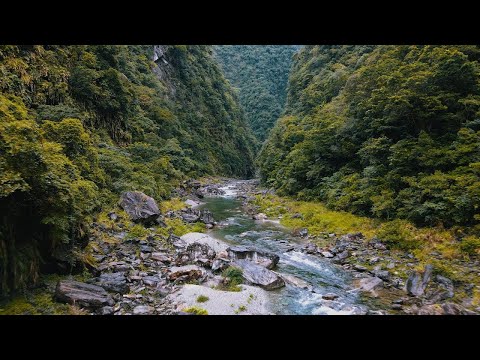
[{"left": 152, "top": 45, "right": 175, "bottom": 97}]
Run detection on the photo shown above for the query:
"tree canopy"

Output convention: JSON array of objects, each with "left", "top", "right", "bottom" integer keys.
[
  {"left": 214, "top": 45, "right": 298, "bottom": 141},
  {"left": 258, "top": 45, "right": 480, "bottom": 230}
]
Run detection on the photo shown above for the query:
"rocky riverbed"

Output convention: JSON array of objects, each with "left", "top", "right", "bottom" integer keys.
[{"left": 2, "top": 177, "right": 478, "bottom": 315}]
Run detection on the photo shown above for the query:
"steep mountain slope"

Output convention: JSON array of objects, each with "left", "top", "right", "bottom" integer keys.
[
  {"left": 0, "top": 45, "right": 255, "bottom": 294},
  {"left": 214, "top": 45, "right": 298, "bottom": 141},
  {"left": 258, "top": 45, "right": 480, "bottom": 229}
]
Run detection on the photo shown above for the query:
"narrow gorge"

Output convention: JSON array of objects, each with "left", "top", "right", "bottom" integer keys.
[{"left": 1, "top": 45, "right": 479, "bottom": 315}]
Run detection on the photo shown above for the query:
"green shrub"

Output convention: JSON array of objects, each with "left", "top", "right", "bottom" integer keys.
[
  {"left": 222, "top": 266, "right": 243, "bottom": 286},
  {"left": 459, "top": 236, "right": 480, "bottom": 256},
  {"left": 126, "top": 224, "right": 149, "bottom": 240},
  {"left": 183, "top": 306, "right": 208, "bottom": 315},
  {"left": 377, "top": 219, "right": 420, "bottom": 251},
  {"left": 219, "top": 266, "right": 244, "bottom": 292},
  {"left": 196, "top": 295, "right": 209, "bottom": 303}
]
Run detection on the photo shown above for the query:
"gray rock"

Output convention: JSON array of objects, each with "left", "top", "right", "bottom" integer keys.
[
  {"left": 142, "top": 276, "right": 160, "bottom": 287},
  {"left": 391, "top": 304, "right": 403, "bottom": 310},
  {"left": 108, "top": 212, "right": 118, "bottom": 221},
  {"left": 55, "top": 280, "right": 114, "bottom": 309},
  {"left": 233, "top": 259, "right": 285, "bottom": 290},
  {"left": 179, "top": 242, "right": 216, "bottom": 266},
  {"left": 169, "top": 234, "right": 187, "bottom": 249},
  {"left": 133, "top": 305, "right": 155, "bottom": 315},
  {"left": 357, "top": 277, "right": 384, "bottom": 293},
  {"left": 227, "top": 245, "right": 279, "bottom": 269},
  {"left": 304, "top": 243, "right": 318, "bottom": 254},
  {"left": 98, "top": 306, "right": 114, "bottom": 315},
  {"left": 332, "top": 250, "right": 350, "bottom": 264},
  {"left": 200, "top": 209, "right": 215, "bottom": 225},
  {"left": 416, "top": 304, "right": 445, "bottom": 315},
  {"left": 167, "top": 265, "right": 206, "bottom": 282},
  {"left": 367, "top": 310, "right": 385, "bottom": 315},
  {"left": 185, "top": 199, "right": 200, "bottom": 207},
  {"left": 298, "top": 228, "right": 308, "bottom": 237},
  {"left": 280, "top": 273, "right": 311, "bottom": 290},
  {"left": 321, "top": 251, "right": 334, "bottom": 258},
  {"left": 181, "top": 209, "right": 200, "bottom": 223},
  {"left": 156, "top": 286, "right": 170, "bottom": 297},
  {"left": 140, "top": 245, "right": 153, "bottom": 253},
  {"left": 253, "top": 213, "right": 268, "bottom": 220},
  {"left": 151, "top": 252, "right": 171, "bottom": 263},
  {"left": 369, "top": 257, "right": 380, "bottom": 264},
  {"left": 436, "top": 275, "right": 454, "bottom": 292},
  {"left": 406, "top": 264, "right": 433, "bottom": 296},
  {"left": 119, "top": 191, "right": 160, "bottom": 224},
  {"left": 180, "top": 233, "right": 228, "bottom": 253},
  {"left": 374, "top": 270, "right": 391, "bottom": 281},
  {"left": 391, "top": 278, "right": 404, "bottom": 289},
  {"left": 212, "top": 258, "right": 230, "bottom": 272},
  {"left": 354, "top": 264, "right": 368, "bottom": 272},
  {"left": 374, "top": 243, "right": 387, "bottom": 250},
  {"left": 94, "top": 272, "right": 129, "bottom": 294},
  {"left": 322, "top": 293, "right": 339, "bottom": 300}
]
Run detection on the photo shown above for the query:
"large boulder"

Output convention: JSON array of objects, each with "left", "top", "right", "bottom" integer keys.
[
  {"left": 406, "top": 264, "right": 433, "bottom": 297},
  {"left": 119, "top": 191, "right": 160, "bottom": 224},
  {"left": 55, "top": 280, "right": 114, "bottom": 309},
  {"left": 227, "top": 245, "right": 279, "bottom": 269},
  {"left": 233, "top": 260, "right": 285, "bottom": 290}
]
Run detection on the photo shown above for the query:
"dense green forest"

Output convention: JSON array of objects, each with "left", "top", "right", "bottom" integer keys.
[
  {"left": 0, "top": 45, "right": 255, "bottom": 294},
  {"left": 258, "top": 45, "right": 480, "bottom": 231},
  {"left": 214, "top": 45, "right": 298, "bottom": 141}
]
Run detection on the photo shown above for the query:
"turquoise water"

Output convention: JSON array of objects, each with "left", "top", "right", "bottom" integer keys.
[{"left": 198, "top": 187, "right": 369, "bottom": 315}]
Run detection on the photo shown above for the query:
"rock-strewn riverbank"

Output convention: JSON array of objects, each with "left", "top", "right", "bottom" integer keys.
[
  {"left": 44, "top": 179, "right": 285, "bottom": 315},
  {"left": 230, "top": 179, "right": 480, "bottom": 315}
]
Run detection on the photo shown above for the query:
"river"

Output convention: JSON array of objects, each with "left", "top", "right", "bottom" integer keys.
[{"left": 197, "top": 181, "right": 371, "bottom": 315}]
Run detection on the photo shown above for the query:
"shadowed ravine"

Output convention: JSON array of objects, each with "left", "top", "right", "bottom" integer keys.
[{"left": 198, "top": 182, "right": 371, "bottom": 315}]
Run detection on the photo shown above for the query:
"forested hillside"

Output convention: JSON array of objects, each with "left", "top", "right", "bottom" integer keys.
[
  {"left": 258, "top": 45, "right": 480, "bottom": 230},
  {"left": 0, "top": 45, "right": 255, "bottom": 294},
  {"left": 214, "top": 45, "right": 298, "bottom": 141}
]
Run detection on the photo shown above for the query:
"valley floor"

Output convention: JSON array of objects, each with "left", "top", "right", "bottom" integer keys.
[{"left": 1, "top": 178, "right": 479, "bottom": 315}]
